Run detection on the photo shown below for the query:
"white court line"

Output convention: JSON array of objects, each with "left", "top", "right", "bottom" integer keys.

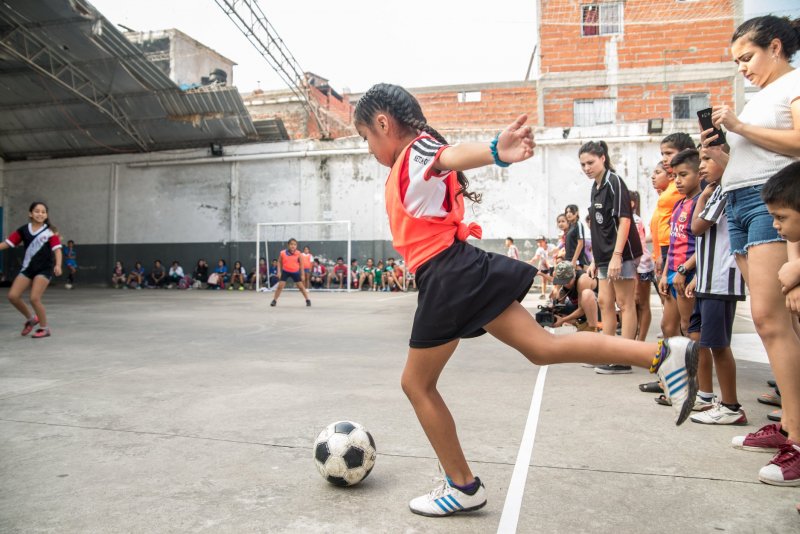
[{"left": 497, "top": 364, "right": 548, "bottom": 534}]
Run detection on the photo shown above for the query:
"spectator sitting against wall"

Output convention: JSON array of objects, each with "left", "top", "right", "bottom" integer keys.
[
  {"left": 127, "top": 261, "right": 145, "bottom": 289},
  {"left": 207, "top": 259, "right": 227, "bottom": 290},
  {"left": 64, "top": 239, "right": 77, "bottom": 289},
  {"left": 384, "top": 257, "right": 402, "bottom": 291},
  {"left": 168, "top": 261, "right": 185, "bottom": 289},
  {"left": 193, "top": 259, "right": 209, "bottom": 289},
  {"left": 148, "top": 260, "right": 166, "bottom": 288},
  {"left": 327, "top": 257, "right": 348, "bottom": 289},
  {"left": 268, "top": 259, "right": 279, "bottom": 288},
  {"left": 111, "top": 261, "right": 126, "bottom": 288},
  {"left": 549, "top": 261, "right": 600, "bottom": 332},
  {"left": 359, "top": 258, "right": 376, "bottom": 290},
  {"left": 229, "top": 261, "right": 246, "bottom": 291},
  {"left": 310, "top": 258, "right": 327, "bottom": 289},
  {"left": 350, "top": 258, "right": 360, "bottom": 289},
  {"left": 249, "top": 257, "right": 267, "bottom": 290}
]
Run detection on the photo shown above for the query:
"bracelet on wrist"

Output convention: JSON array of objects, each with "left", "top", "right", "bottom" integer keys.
[
  {"left": 613, "top": 251, "right": 623, "bottom": 256},
  {"left": 490, "top": 133, "right": 511, "bottom": 168}
]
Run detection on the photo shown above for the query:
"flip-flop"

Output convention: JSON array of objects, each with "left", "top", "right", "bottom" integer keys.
[
  {"left": 767, "top": 379, "right": 777, "bottom": 388},
  {"left": 639, "top": 381, "right": 664, "bottom": 394},
  {"left": 757, "top": 392, "right": 782, "bottom": 407},
  {"left": 767, "top": 409, "right": 782, "bottom": 422},
  {"left": 655, "top": 394, "right": 672, "bottom": 406}
]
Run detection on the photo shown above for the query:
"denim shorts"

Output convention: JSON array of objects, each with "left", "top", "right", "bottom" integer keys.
[
  {"left": 597, "top": 260, "right": 637, "bottom": 280},
  {"left": 725, "top": 185, "right": 784, "bottom": 255}
]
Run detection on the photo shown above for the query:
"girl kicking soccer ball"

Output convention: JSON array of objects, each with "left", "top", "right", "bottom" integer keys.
[
  {"left": 353, "top": 83, "right": 699, "bottom": 517},
  {"left": 0, "top": 201, "right": 62, "bottom": 338}
]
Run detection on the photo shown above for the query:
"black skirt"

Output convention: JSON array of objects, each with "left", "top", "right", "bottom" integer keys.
[{"left": 409, "top": 240, "right": 537, "bottom": 348}]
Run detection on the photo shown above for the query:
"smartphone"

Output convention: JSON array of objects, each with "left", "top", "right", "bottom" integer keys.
[{"left": 696, "top": 108, "right": 726, "bottom": 146}]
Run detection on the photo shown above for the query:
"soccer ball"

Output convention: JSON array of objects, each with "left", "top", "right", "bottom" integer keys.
[{"left": 313, "top": 421, "right": 376, "bottom": 486}]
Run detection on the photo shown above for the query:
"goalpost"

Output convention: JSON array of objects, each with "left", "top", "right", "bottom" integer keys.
[{"left": 255, "top": 220, "right": 352, "bottom": 292}]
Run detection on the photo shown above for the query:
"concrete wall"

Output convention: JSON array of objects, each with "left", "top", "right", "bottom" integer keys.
[{"left": 1, "top": 125, "right": 668, "bottom": 284}]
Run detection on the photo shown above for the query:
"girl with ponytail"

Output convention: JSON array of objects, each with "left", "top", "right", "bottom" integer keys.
[
  {"left": 354, "top": 83, "right": 699, "bottom": 517},
  {"left": 0, "top": 201, "right": 62, "bottom": 338},
  {"left": 579, "top": 141, "right": 643, "bottom": 367}
]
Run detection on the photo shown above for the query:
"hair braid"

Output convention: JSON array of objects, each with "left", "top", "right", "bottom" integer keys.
[{"left": 354, "top": 83, "right": 482, "bottom": 204}]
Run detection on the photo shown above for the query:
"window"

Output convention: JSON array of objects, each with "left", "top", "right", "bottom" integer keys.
[
  {"left": 574, "top": 98, "right": 616, "bottom": 126},
  {"left": 581, "top": 3, "right": 623, "bottom": 37},
  {"left": 457, "top": 91, "right": 481, "bottom": 103},
  {"left": 672, "top": 93, "right": 709, "bottom": 120}
]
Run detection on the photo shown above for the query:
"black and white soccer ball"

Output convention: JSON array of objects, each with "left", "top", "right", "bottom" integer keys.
[{"left": 313, "top": 421, "right": 376, "bottom": 486}]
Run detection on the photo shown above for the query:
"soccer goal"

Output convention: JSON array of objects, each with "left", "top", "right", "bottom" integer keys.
[{"left": 255, "top": 220, "right": 352, "bottom": 292}]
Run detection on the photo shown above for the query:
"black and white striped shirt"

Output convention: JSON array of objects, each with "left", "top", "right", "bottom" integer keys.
[{"left": 694, "top": 187, "right": 746, "bottom": 300}]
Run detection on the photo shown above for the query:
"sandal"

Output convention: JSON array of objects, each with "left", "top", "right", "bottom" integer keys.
[
  {"left": 767, "top": 409, "right": 782, "bottom": 422},
  {"left": 757, "top": 392, "right": 782, "bottom": 407},
  {"left": 654, "top": 394, "right": 672, "bottom": 406},
  {"left": 639, "top": 381, "right": 664, "bottom": 394},
  {"left": 767, "top": 379, "right": 776, "bottom": 388}
]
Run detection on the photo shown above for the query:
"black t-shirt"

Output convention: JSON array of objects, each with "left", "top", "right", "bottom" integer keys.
[
  {"left": 560, "top": 268, "right": 586, "bottom": 305},
  {"left": 194, "top": 265, "right": 208, "bottom": 282},
  {"left": 588, "top": 170, "right": 643, "bottom": 266},
  {"left": 564, "top": 222, "right": 588, "bottom": 266}
]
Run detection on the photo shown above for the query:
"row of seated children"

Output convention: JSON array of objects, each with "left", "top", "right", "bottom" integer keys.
[{"left": 110, "top": 258, "right": 278, "bottom": 291}]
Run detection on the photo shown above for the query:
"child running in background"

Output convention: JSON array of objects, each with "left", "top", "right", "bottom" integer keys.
[
  {"left": 685, "top": 143, "right": 747, "bottom": 424},
  {"left": 354, "top": 83, "right": 699, "bottom": 517},
  {"left": 504, "top": 237, "right": 520, "bottom": 260},
  {"left": 271, "top": 238, "right": 310, "bottom": 307},
  {"left": 630, "top": 191, "right": 655, "bottom": 342},
  {"left": 658, "top": 150, "right": 701, "bottom": 338},
  {"left": 0, "top": 201, "right": 62, "bottom": 338},
  {"left": 528, "top": 235, "right": 554, "bottom": 299},
  {"left": 63, "top": 239, "right": 77, "bottom": 289}
]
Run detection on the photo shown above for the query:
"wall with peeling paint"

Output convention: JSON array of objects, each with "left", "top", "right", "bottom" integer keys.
[{"left": 1, "top": 126, "right": 666, "bottom": 284}]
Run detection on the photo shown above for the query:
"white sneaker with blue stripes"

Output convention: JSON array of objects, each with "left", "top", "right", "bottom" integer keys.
[
  {"left": 652, "top": 337, "right": 699, "bottom": 426},
  {"left": 409, "top": 476, "right": 487, "bottom": 517}
]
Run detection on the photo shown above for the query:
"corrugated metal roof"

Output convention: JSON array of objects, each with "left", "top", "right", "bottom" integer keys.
[{"left": 0, "top": 0, "right": 287, "bottom": 161}]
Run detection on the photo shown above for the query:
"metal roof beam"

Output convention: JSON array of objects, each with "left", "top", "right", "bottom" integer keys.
[{"left": 0, "top": 6, "right": 149, "bottom": 151}]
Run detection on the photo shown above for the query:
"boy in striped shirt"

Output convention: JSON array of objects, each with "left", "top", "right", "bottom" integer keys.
[{"left": 686, "top": 145, "right": 747, "bottom": 424}]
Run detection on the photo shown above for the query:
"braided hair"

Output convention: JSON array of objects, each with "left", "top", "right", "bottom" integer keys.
[{"left": 354, "top": 83, "right": 481, "bottom": 203}]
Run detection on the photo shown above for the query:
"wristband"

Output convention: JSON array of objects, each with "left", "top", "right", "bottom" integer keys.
[{"left": 490, "top": 133, "right": 511, "bottom": 168}]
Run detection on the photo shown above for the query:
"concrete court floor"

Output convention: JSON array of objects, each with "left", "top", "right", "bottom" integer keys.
[{"left": 0, "top": 286, "right": 798, "bottom": 533}]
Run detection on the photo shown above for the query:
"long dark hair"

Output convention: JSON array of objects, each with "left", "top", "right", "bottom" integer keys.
[
  {"left": 28, "top": 201, "right": 57, "bottom": 233},
  {"left": 354, "top": 83, "right": 481, "bottom": 203},
  {"left": 732, "top": 16, "right": 800, "bottom": 60},
  {"left": 578, "top": 140, "right": 615, "bottom": 173}
]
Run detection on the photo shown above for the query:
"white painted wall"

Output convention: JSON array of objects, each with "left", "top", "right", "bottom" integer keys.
[{"left": 1, "top": 125, "right": 671, "bottom": 249}]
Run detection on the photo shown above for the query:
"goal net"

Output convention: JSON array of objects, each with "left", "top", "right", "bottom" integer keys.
[{"left": 255, "top": 220, "right": 352, "bottom": 292}]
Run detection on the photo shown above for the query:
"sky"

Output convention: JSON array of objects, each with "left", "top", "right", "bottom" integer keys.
[{"left": 90, "top": 0, "right": 800, "bottom": 94}]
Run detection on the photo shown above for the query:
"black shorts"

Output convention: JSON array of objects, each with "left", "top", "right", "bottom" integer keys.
[
  {"left": 280, "top": 271, "right": 301, "bottom": 283},
  {"left": 410, "top": 240, "right": 537, "bottom": 348},
  {"left": 687, "top": 297, "right": 737, "bottom": 348},
  {"left": 539, "top": 267, "right": 553, "bottom": 276},
  {"left": 19, "top": 266, "right": 53, "bottom": 281}
]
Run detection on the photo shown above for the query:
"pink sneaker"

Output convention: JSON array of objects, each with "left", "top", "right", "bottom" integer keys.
[
  {"left": 21, "top": 316, "right": 39, "bottom": 336},
  {"left": 31, "top": 328, "right": 50, "bottom": 339},
  {"left": 759, "top": 442, "right": 800, "bottom": 487},
  {"left": 731, "top": 423, "right": 787, "bottom": 453}
]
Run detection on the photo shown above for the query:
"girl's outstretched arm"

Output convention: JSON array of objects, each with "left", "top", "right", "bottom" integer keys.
[{"left": 435, "top": 114, "right": 535, "bottom": 172}]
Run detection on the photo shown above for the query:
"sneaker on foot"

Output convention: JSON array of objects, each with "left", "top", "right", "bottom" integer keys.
[
  {"left": 306, "top": 299, "right": 311, "bottom": 307},
  {"left": 581, "top": 363, "right": 597, "bottom": 368},
  {"left": 21, "top": 316, "right": 39, "bottom": 336},
  {"left": 595, "top": 364, "right": 633, "bottom": 375},
  {"left": 759, "top": 442, "right": 800, "bottom": 487},
  {"left": 409, "top": 477, "right": 487, "bottom": 517},
  {"left": 650, "top": 337, "right": 699, "bottom": 426},
  {"left": 690, "top": 403, "right": 747, "bottom": 425},
  {"left": 270, "top": 300, "right": 277, "bottom": 307},
  {"left": 732, "top": 424, "right": 788, "bottom": 452},
  {"left": 31, "top": 328, "right": 50, "bottom": 339},
  {"left": 692, "top": 394, "right": 716, "bottom": 412}
]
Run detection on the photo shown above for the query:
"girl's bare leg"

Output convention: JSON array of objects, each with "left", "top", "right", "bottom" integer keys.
[
  {"left": 635, "top": 277, "right": 653, "bottom": 341},
  {"left": 743, "top": 243, "right": 800, "bottom": 441},
  {"left": 296, "top": 281, "right": 310, "bottom": 301},
  {"left": 401, "top": 340, "right": 474, "bottom": 486},
  {"left": 273, "top": 281, "right": 286, "bottom": 300},
  {"left": 7, "top": 275, "right": 32, "bottom": 319},
  {"left": 597, "top": 279, "right": 617, "bottom": 336},
  {"left": 661, "top": 292, "right": 681, "bottom": 337},
  {"left": 29, "top": 275, "right": 51, "bottom": 327},
  {"left": 612, "top": 278, "right": 637, "bottom": 339},
  {"left": 484, "top": 301, "right": 658, "bottom": 367},
  {"left": 676, "top": 293, "right": 695, "bottom": 336}
]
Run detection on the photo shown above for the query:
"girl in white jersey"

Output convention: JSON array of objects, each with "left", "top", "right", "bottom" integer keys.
[
  {"left": 705, "top": 16, "right": 800, "bottom": 489},
  {"left": 0, "top": 202, "right": 62, "bottom": 338}
]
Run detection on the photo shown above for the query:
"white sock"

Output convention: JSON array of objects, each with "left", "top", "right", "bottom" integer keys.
[{"left": 698, "top": 390, "right": 714, "bottom": 401}]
